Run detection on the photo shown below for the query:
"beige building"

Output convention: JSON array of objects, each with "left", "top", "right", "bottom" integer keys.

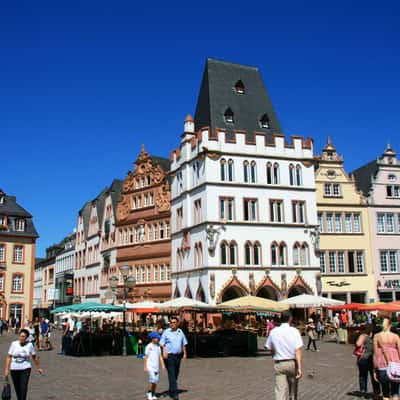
[
  {"left": 315, "top": 140, "right": 376, "bottom": 303},
  {"left": 0, "top": 189, "right": 38, "bottom": 322}
]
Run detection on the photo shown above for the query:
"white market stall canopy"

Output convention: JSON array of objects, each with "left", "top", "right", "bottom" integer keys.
[
  {"left": 279, "top": 294, "right": 345, "bottom": 308},
  {"left": 125, "top": 301, "right": 160, "bottom": 310},
  {"left": 158, "top": 297, "right": 209, "bottom": 309}
]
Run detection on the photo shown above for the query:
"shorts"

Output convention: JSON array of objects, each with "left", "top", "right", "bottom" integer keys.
[{"left": 148, "top": 370, "right": 159, "bottom": 384}]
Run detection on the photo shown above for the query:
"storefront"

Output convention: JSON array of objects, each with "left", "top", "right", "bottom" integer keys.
[{"left": 377, "top": 278, "right": 400, "bottom": 302}]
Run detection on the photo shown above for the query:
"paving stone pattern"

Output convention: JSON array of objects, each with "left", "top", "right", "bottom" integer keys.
[{"left": 0, "top": 331, "right": 362, "bottom": 400}]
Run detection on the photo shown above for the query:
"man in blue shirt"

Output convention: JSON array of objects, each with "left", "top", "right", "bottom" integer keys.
[{"left": 160, "top": 317, "right": 188, "bottom": 400}]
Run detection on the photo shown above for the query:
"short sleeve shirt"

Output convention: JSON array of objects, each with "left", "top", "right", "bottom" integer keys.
[
  {"left": 266, "top": 323, "right": 303, "bottom": 361},
  {"left": 160, "top": 328, "right": 188, "bottom": 354},
  {"left": 8, "top": 341, "right": 36, "bottom": 370},
  {"left": 145, "top": 343, "right": 161, "bottom": 372}
]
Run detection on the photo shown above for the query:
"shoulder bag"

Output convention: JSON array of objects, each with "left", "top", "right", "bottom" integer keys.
[
  {"left": 378, "top": 338, "right": 400, "bottom": 383},
  {"left": 1, "top": 377, "right": 11, "bottom": 400}
]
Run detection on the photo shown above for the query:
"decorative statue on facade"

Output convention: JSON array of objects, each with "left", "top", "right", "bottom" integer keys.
[
  {"left": 315, "top": 273, "right": 322, "bottom": 296},
  {"left": 249, "top": 273, "right": 256, "bottom": 295},
  {"left": 139, "top": 224, "right": 145, "bottom": 242},
  {"left": 206, "top": 224, "right": 226, "bottom": 253},
  {"left": 209, "top": 272, "right": 215, "bottom": 299},
  {"left": 305, "top": 226, "right": 320, "bottom": 254},
  {"left": 281, "top": 273, "right": 288, "bottom": 298}
]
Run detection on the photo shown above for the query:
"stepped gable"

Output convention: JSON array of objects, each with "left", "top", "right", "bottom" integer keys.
[{"left": 194, "top": 58, "right": 282, "bottom": 143}]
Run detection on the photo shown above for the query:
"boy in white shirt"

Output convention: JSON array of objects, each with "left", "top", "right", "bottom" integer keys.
[{"left": 144, "top": 332, "right": 165, "bottom": 400}]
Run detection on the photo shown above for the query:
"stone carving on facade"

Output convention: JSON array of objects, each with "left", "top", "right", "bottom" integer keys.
[
  {"left": 181, "top": 231, "right": 191, "bottom": 252},
  {"left": 209, "top": 273, "right": 215, "bottom": 299},
  {"left": 206, "top": 224, "right": 226, "bottom": 253},
  {"left": 155, "top": 183, "right": 170, "bottom": 212},
  {"left": 116, "top": 197, "right": 130, "bottom": 221},
  {"left": 249, "top": 272, "right": 256, "bottom": 295},
  {"left": 281, "top": 273, "right": 288, "bottom": 298}
]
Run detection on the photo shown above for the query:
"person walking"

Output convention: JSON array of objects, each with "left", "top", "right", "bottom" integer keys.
[
  {"left": 354, "top": 326, "right": 381, "bottom": 399},
  {"left": 144, "top": 332, "right": 165, "bottom": 400},
  {"left": 3, "top": 328, "right": 44, "bottom": 400},
  {"left": 265, "top": 310, "right": 303, "bottom": 400},
  {"left": 306, "top": 318, "right": 319, "bottom": 352},
  {"left": 373, "top": 316, "right": 400, "bottom": 400},
  {"left": 160, "top": 317, "right": 188, "bottom": 400}
]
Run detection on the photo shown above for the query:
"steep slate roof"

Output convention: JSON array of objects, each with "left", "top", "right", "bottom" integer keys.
[
  {"left": 194, "top": 58, "right": 282, "bottom": 142},
  {"left": 0, "top": 193, "right": 38, "bottom": 238},
  {"left": 108, "top": 179, "right": 124, "bottom": 218},
  {"left": 351, "top": 160, "right": 379, "bottom": 197},
  {"left": 150, "top": 156, "right": 170, "bottom": 173}
]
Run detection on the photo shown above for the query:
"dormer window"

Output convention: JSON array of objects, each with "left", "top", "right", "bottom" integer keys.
[
  {"left": 260, "top": 114, "right": 270, "bottom": 129},
  {"left": 224, "top": 108, "right": 234, "bottom": 124},
  {"left": 234, "top": 80, "right": 245, "bottom": 94},
  {"left": 15, "top": 219, "right": 25, "bottom": 232}
]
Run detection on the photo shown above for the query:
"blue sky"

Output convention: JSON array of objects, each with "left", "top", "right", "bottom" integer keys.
[{"left": 1, "top": 1, "right": 400, "bottom": 257}]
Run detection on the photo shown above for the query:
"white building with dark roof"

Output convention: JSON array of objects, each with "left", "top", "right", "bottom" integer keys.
[{"left": 169, "top": 59, "right": 320, "bottom": 305}]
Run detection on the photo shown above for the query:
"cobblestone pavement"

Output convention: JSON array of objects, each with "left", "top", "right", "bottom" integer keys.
[{"left": 0, "top": 330, "right": 364, "bottom": 400}]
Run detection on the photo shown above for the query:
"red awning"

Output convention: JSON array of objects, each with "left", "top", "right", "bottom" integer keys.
[{"left": 129, "top": 308, "right": 161, "bottom": 313}]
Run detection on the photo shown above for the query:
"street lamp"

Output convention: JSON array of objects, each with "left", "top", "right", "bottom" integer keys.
[{"left": 110, "top": 265, "right": 136, "bottom": 356}]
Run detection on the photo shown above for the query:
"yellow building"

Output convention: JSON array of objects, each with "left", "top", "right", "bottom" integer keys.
[
  {"left": 0, "top": 189, "right": 38, "bottom": 323},
  {"left": 315, "top": 139, "right": 376, "bottom": 303}
]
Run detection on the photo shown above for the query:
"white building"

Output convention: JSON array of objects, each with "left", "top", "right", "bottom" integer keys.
[
  {"left": 54, "top": 233, "right": 75, "bottom": 306},
  {"left": 170, "top": 59, "right": 320, "bottom": 305},
  {"left": 73, "top": 180, "right": 122, "bottom": 303}
]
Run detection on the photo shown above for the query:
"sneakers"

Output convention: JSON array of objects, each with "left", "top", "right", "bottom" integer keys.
[
  {"left": 146, "top": 392, "right": 153, "bottom": 400},
  {"left": 152, "top": 396, "right": 158, "bottom": 400}
]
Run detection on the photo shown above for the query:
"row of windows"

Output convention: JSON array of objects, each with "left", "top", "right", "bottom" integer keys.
[
  {"left": 0, "top": 274, "right": 24, "bottom": 292},
  {"left": 134, "top": 264, "right": 171, "bottom": 283},
  {"left": 218, "top": 241, "right": 310, "bottom": 266},
  {"left": 324, "top": 183, "right": 341, "bottom": 197},
  {"left": 223, "top": 106, "right": 270, "bottom": 129},
  {"left": 176, "top": 198, "right": 308, "bottom": 230},
  {"left": 319, "top": 250, "right": 364, "bottom": 274},
  {"left": 387, "top": 185, "right": 400, "bottom": 198},
  {"left": 220, "top": 160, "right": 303, "bottom": 186},
  {"left": 131, "top": 192, "right": 155, "bottom": 209},
  {"left": 134, "top": 175, "right": 152, "bottom": 189},
  {"left": 318, "top": 212, "right": 362, "bottom": 234},
  {"left": 377, "top": 213, "right": 400, "bottom": 234},
  {"left": 0, "top": 244, "right": 24, "bottom": 264},
  {"left": 118, "top": 222, "right": 170, "bottom": 245}
]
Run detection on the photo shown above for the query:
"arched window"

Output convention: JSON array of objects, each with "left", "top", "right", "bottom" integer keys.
[
  {"left": 260, "top": 113, "right": 270, "bottom": 129},
  {"left": 224, "top": 107, "right": 234, "bottom": 123},
  {"left": 279, "top": 243, "right": 287, "bottom": 265},
  {"left": 220, "top": 159, "right": 226, "bottom": 181},
  {"left": 289, "top": 164, "right": 295, "bottom": 186},
  {"left": 273, "top": 163, "right": 279, "bottom": 184},
  {"left": 293, "top": 243, "right": 300, "bottom": 266},
  {"left": 243, "top": 161, "right": 249, "bottom": 183},
  {"left": 234, "top": 80, "right": 245, "bottom": 94},
  {"left": 296, "top": 164, "right": 302, "bottom": 186},
  {"left": 221, "top": 242, "right": 228, "bottom": 265},
  {"left": 266, "top": 162, "right": 272, "bottom": 184},
  {"left": 250, "top": 161, "right": 257, "bottom": 183},
  {"left": 271, "top": 243, "right": 278, "bottom": 266},
  {"left": 229, "top": 242, "right": 237, "bottom": 264},
  {"left": 245, "top": 242, "right": 252, "bottom": 265},
  {"left": 301, "top": 244, "right": 309, "bottom": 265},
  {"left": 253, "top": 242, "right": 261, "bottom": 265},
  {"left": 228, "top": 159, "right": 234, "bottom": 182}
]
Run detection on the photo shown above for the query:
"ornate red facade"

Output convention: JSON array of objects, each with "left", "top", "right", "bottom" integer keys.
[{"left": 116, "top": 145, "right": 171, "bottom": 302}]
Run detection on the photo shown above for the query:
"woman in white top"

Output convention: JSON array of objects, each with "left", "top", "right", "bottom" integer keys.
[{"left": 3, "top": 328, "right": 44, "bottom": 400}]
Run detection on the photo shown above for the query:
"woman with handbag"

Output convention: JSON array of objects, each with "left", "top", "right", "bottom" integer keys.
[
  {"left": 354, "top": 326, "right": 381, "bottom": 399},
  {"left": 3, "top": 329, "right": 44, "bottom": 400},
  {"left": 306, "top": 318, "right": 319, "bottom": 352},
  {"left": 373, "top": 317, "right": 400, "bottom": 400}
]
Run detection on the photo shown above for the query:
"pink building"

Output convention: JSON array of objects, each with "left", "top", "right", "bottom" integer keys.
[{"left": 352, "top": 146, "right": 400, "bottom": 302}]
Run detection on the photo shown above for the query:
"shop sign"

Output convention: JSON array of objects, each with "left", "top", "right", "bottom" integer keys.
[{"left": 379, "top": 279, "right": 400, "bottom": 289}]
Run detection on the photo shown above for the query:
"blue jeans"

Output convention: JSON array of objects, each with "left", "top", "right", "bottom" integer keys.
[
  {"left": 377, "top": 369, "right": 399, "bottom": 398},
  {"left": 358, "top": 356, "right": 380, "bottom": 394},
  {"left": 166, "top": 353, "right": 182, "bottom": 398}
]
